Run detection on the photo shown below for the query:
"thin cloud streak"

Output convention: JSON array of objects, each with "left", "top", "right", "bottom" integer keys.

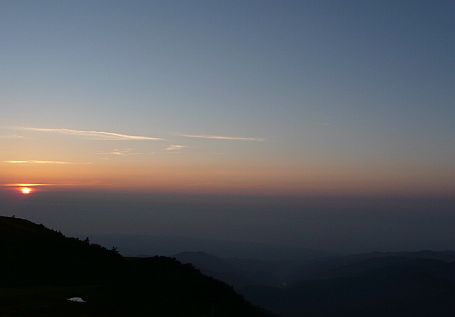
[
  {"left": 166, "top": 144, "right": 187, "bottom": 151},
  {"left": 98, "top": 148, "right": 140, "bottom": 156},
  {"left": 3, "top": 160, "right": 88, "bottom": 165},
  {"left": 0, "top": 183, "right": 78, "bottom": 188},
  {"left": 19, "top": 127, "right": 163, "bottom": 141},
  {"left": 0, "top": 134, "right": 24, "bottom": 139},
  {"left": 179, "top": 134, "right": 264, "bottom": 142},
  {"left": 1, "top": 183, "right": 53, "bottom": 187}
]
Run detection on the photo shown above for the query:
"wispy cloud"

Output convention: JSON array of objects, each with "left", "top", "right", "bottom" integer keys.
[
  {"left": 98, "top": 148, "right": 141, "bottom": 156},
  {"left": 166, "top": 144, "right": 187, "bottom": 151},
  {"left": 0, "top": 134, "right": 24, "bottom": 139},
  {"left": 19, "top": 127, "right": 163, "bottom": 141},
  {"left": 3, "top": 160, "right": 87, "bottom": 165},
  {"left": 179, "top": 134, "right": 264, "bottom": 142},
  {"left": 0, "top": 183, "right": 53, "bottom": 188}
]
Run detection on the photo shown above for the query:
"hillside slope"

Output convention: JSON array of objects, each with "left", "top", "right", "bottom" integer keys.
[{"left": 0, "top": 216, "right": 268, "bottom": 317}]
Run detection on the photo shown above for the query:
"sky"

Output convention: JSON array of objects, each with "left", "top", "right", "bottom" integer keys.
[{"left": 0, "top": 1, "right": 454, "bottom": 253}]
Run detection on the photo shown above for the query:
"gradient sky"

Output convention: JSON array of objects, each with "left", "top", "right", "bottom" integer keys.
[
  {"left": 1, "top": 0, "right": 454, "bottom": 254},
  {"left": 1, "top": 0, "right": 454, "bottom": 197}
]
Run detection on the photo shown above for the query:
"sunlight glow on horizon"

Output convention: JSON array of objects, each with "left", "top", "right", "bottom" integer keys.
[{"left": 19, "top": 187, "right": 33, "bottom": 195}]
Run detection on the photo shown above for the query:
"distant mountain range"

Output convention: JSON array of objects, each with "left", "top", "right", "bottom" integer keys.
[
  {"left": 0, "top": 216, "right": 269, "bottom": 316},
  {"left": 175, "top": 251, "right": 455, "bottom": 317},
  {"left": 90, "top": 232, "right": 328, "bottom": 261}
]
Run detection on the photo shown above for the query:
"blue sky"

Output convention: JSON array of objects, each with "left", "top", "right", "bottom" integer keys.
[{"left": 0, "top": 0, "right": 454, "bottom": 196}]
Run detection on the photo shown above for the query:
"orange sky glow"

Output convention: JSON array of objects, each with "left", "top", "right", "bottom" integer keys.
[{"left": 2, "top": 158, "right": 453, "bottom": 198}]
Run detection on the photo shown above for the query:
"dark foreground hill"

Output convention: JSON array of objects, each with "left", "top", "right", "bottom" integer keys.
[{"left": 0, "top": 216, "right": 269, "bottom": 317}]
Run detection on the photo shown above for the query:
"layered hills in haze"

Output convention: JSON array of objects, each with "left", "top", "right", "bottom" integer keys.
[{"left": 175, "top": 251, "right": 455, "bottom": 317}]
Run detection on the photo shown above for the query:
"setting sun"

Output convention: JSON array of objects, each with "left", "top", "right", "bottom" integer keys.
[{"left": 20, "top": 187, "right": 33, "bottom": 195}]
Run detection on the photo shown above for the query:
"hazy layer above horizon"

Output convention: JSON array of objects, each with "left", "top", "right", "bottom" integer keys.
[{"left": 2, "top": 191, "right": 454, "bottom": 255}]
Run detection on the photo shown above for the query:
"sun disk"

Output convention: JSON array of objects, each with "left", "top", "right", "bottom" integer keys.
[{"left": 20, "top": 187, "right": 33, "bottom": 195}]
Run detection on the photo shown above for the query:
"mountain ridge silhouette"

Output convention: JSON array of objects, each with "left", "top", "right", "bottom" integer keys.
[{"left": 0, "top": 216, "right": 270, "bottom": 316}]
